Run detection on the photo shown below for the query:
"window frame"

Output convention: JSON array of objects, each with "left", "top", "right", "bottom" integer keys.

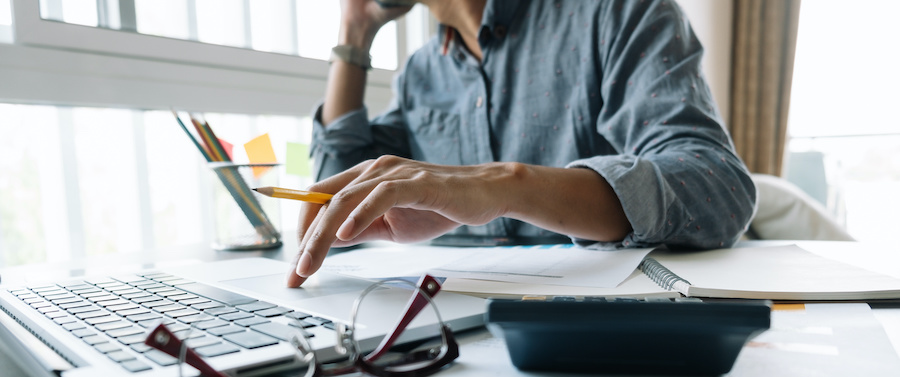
[{"left": 4, "top": 0, "right": 420, "bottom": 115}]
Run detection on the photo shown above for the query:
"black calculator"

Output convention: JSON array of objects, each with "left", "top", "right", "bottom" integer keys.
[{"left": 485, "top": 297, "right": 771, "bottom": 376}]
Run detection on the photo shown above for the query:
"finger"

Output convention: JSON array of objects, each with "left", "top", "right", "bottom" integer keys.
[
  {"left": 294, "top": 205, "right": 330, "bottom": 278},
  {"left": 336, "top": 179, "right": 414, "bottom": 241},
  {"left": 296, "top": 179, "right": 382, "bottom": 277},
  {"left": 287, "top": 204, "right": 327, "bottom": 287}
]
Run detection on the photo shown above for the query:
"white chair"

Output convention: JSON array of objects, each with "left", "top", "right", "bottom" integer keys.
[{"left": 746, "top": 174, "right": 854, "bottom": 241}]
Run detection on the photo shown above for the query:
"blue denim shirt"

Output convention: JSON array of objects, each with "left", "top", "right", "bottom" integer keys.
[{"left": 312, "top": 0, "right": 756, "bottom": 250}]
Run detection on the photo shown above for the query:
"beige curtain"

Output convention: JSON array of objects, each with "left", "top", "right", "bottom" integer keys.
[{"left": 729, "top": 0, "right": 802, "bottom": 176}]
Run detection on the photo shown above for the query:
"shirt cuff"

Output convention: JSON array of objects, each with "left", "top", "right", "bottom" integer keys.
[
  {"left": 312, "top": 104, "right": 373, "bottom": 156},
  {"left": 566, "top": 155, "right": 681, "bottom": 250}
]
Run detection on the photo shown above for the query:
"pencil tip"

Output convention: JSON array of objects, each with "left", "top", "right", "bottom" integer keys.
[{"left": 252, "top": 188, "right": 258, "bottom": 192}]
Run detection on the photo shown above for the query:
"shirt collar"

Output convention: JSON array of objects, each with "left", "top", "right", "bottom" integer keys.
[{"left": 437, "top": 0, "right": 523, "bottom": 56}]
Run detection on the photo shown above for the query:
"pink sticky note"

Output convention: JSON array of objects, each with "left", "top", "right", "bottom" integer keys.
[{"left": 218, "top": 138, "right": 234, "bottom": 161}]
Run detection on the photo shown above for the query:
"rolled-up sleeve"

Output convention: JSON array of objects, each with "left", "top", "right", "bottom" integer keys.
[
  {"left": 569, "top": 0, "right": 756, "bottom": 250},
  {"left": 311, "top": 75, "right": 411, "bottom": 181}
]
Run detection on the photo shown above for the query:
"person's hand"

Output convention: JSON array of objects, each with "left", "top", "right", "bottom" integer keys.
[
  {"left": 286, "top": 156, "right": 515, "bottom": 287},
  {"left": 339, "top": 0, "right": 413, "bottom": 50}
]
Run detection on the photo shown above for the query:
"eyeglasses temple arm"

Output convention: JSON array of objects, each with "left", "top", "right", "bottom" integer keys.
[
  {"left": 364, "top": 274, "right": 442, "bottom": 362},
  {"left": 145, "top": 323, "right": 229, "bottom": 377}
]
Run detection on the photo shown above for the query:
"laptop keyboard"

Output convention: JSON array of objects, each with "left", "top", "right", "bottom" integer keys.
[{"left": 5, "top": 272, "right": 334, "bottom": 373}]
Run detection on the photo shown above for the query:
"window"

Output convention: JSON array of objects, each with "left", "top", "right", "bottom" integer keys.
[
  {"left": 787, "top": 0, "right": 900, "bottom": 242},
  {"left": 0, "top": 0, "right": 433, "bottom": 267}
]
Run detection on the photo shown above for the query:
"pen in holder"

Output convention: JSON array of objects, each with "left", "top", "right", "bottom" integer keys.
[{"left": 208, "top": 162, "right": 282, "bottom": 251}]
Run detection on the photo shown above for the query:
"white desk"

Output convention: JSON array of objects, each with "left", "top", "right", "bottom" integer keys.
[{"left": 2, "top": 240, "right": 900, "bottom": 376}]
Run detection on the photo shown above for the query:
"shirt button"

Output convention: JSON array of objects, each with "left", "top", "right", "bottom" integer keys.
[
  {"left": 494, "top": 25, "right": 507, "bottom": 39},
  {"left": 476, "top": 96, "right": 484, "bottom": 108}
]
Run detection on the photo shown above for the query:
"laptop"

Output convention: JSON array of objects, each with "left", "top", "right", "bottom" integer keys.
[{"left": 0, "top": 257, "right": 486, "bottom": 376}]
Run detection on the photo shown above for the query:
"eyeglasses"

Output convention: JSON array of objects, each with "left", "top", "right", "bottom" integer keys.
[{"left": 144, "top": 274, "right": 459, "bottom": 377}]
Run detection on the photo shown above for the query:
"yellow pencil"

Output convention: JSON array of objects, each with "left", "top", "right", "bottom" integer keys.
[{"left": 253, "top": 186, "right": 333, "bottom": 204}]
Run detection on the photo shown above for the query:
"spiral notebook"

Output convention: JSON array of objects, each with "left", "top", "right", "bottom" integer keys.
[
  {"left": 639, "top": 244, "right": 900, "bottom": 301},
  {"left": 442, "top": 244, "right": 900, "bottom": 301}
]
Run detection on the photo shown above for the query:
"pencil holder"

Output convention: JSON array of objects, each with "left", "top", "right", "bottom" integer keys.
[{"left": 208, "top": 162, "right": 282, "bottom": 251}]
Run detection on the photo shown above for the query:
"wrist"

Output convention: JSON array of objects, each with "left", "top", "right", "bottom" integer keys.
[{"left": 338, "top": 22, "right": 378, "bottom": 53}]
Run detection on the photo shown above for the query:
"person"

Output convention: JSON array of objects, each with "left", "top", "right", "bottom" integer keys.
[{"left": 287, "top": 0, "right": 757, "bottom": 287}]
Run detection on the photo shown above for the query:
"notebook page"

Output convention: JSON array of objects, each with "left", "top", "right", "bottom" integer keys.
[{"left": 651, "top": 245, "right": 900, "bottom": 300}]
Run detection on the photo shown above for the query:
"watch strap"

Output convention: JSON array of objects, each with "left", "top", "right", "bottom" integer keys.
[{"left": 331, "top": 44, "right": 372, "bottom": 70}]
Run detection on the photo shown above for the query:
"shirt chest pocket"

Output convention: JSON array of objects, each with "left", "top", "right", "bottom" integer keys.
[{"left": 407, "top": 108, "right": 463, "bottom": 166}]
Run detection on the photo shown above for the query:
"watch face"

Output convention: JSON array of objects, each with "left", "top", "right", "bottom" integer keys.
[{"left": 375, "top": 0, "right": 418, "bottom": 7}]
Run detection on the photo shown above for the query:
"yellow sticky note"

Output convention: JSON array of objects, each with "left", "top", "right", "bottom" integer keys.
[
  {"left": 285, "top": 142, "right": 311, "bottom": 177},
  {"left": 244, "top": 133, "right": 277, "bottom": 178}
]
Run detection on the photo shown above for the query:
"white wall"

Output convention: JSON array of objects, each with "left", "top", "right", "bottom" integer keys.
[{"left": 677, "top": 0, "right": 733, "bottom": 123}]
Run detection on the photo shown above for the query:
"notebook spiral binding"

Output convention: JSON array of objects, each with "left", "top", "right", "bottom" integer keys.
[{"left": 639, "top": 258, "right": 691, "bottom": 290}]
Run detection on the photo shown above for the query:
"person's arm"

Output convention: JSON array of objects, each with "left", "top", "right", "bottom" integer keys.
[
  {"left": 572, "top": 0, "right": 756, "bottom": 250},
  {"left": 322, "top": 0, "right": 410, "bottom": 125},
  {"left": 287, "top": 156, "right": 632, "bottom": 287}
]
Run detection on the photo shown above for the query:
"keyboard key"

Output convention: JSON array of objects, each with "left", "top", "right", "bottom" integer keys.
[
  {"left": 179, "top": 297, "right": 210, "bottom": 306},
  {"left": 82, "top": 335, "right": 108, "bottom": 346},
  {"left": 106, "top": 350, "right": 136, "bottom": 363},
  {"left": 178, "top": 313, "right": 215, "bottom": 324},
  {"left": 106, "top": 303, "right": 140, "bottom": 312},
  {"left": 169, "top": 293, "right": 200, "bottom": 302},
  {"left": 235, "top": 317, "right": 269, "bottom": 327},
  {"left": 154, "top": 304, "right": 187, "bottom": 313},
  {"left": 121, "top": 292, "right": 152, "bottom": 300},
  {"left": 288, "top": 320, "right": 317, "bottom": 329},
  {"left": 192, "top": 301, "right": 224, "bottom": 311},
  {"left": 106, "top": 326, "right": 146, "bottom": 338},
  {"left": 131, "top": 343, "right": 153, "bottom": 353},
  {"left": 178, "top": 283, "right": 257, "bottom": 306},
  {"left": 80, "top": 291, "right": 110, "bottom": 299},
  {"left": 72, "top": 328, "right": 97, "bottom": 338},
  {"left": 195, "top": 343, "right": 240, "bottom": 358},
  {"left": 224, "top": 331, "right": 279, "bottom": 349},
  {"left": 158, "top": 290, "right": 190, "bottom": 298},
  {"left": 71, "top": 287, "right": 102, "bottom": 295},
  {"left": 304, "top": 317, "right": 332, "bottom": 327},
  {"left": 63, "top": 322, "right": 86, "bottom": 331},
  {"left": 220, "top": 311, "right": 253, "bottom": 321},
  {"left": 87, "top": 295, "right": 120, "bottom": 303},
  {"left": 144, "top": 349, "right": 179, "bottom": 366},
  {"left": 194, "top": 319, "right": 229, "bottom": 330},
  {"left": 236, "top": 301, "right": 277, "bottom": 313},
  {"left": 250, "top": 322, "right": 295, "bottom": 341},
  {"left": 59, "top": 301, "right": 92, "bottom": 310},
  {"left": 53, "top": 316, "right": 77, "bottom": 325},
  {"left": 167, "top": 308, "right": 200, "bottom": 318},
  {"left": 131, "top": 295, "right": 164, "bottom": 304},
  {"left": 86, "top": 315, "right": 121, "bottom": 325},
  {"left": 118, "top": 308, "right": 151, "bottom": 317},
  {"left": 142, "top": 299, "right": 175, "bottom": 308},
  {"left": 29, "top": 301, "right": 52, "bottom": 309},
  {"left": 120, "top": 360, "right": 152, "bottom": 372},
  {"left": 96, "top": 321, "right": 132, "bottom": 332},
  {"left": 98, "top": 299, "right": 131, "bottom": 307},
  {"left": 111, "top": 275, "right": 145, "bottom": 284},
  {"left": 67, "top": 305, "right": 101, "bottom": 315},
  {"left": 204, "top": 307, "right": 237, "bottom": 316},
  {"left": 137, "top": 318, "right": 175, "bottom": 328},
  {"left": 51, "top": 297, "right": 83, "bottom": 305},
  {"left": 207, "top": 324, "right": 246, "bottom": 336},
  {"left": 127, "top": 313, "right": 162, "bottom": 322},
  {"left": 36, "top": 306, "right": 59, "bottom": 314},
  {"left": 255, "top": 307, "right": 292, "bottom": 318},
  {"left": 117, "top": 334, "right": 149, "bottom": 345},
  {"left": 145, "top": 287, "right": 177, "bottom": 294},
  {"left": 93, "top": 342, "right": 122, "bottom": 354},
  {"left": 44, "top": 311, "right": 69, "bottom": 319},
  {"left": 185, "top": 336, "right": 221, "bottom": 348},
  {"left": 75, "top": 310, "right": 109, "bottom": 319},
  {"left": 286, "top": 311, "right": 312, "bottom": 320}
]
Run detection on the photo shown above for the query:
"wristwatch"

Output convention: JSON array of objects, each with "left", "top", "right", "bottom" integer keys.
[{"left": 330, "top": 44, "right": 372, "bottom": 70}]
